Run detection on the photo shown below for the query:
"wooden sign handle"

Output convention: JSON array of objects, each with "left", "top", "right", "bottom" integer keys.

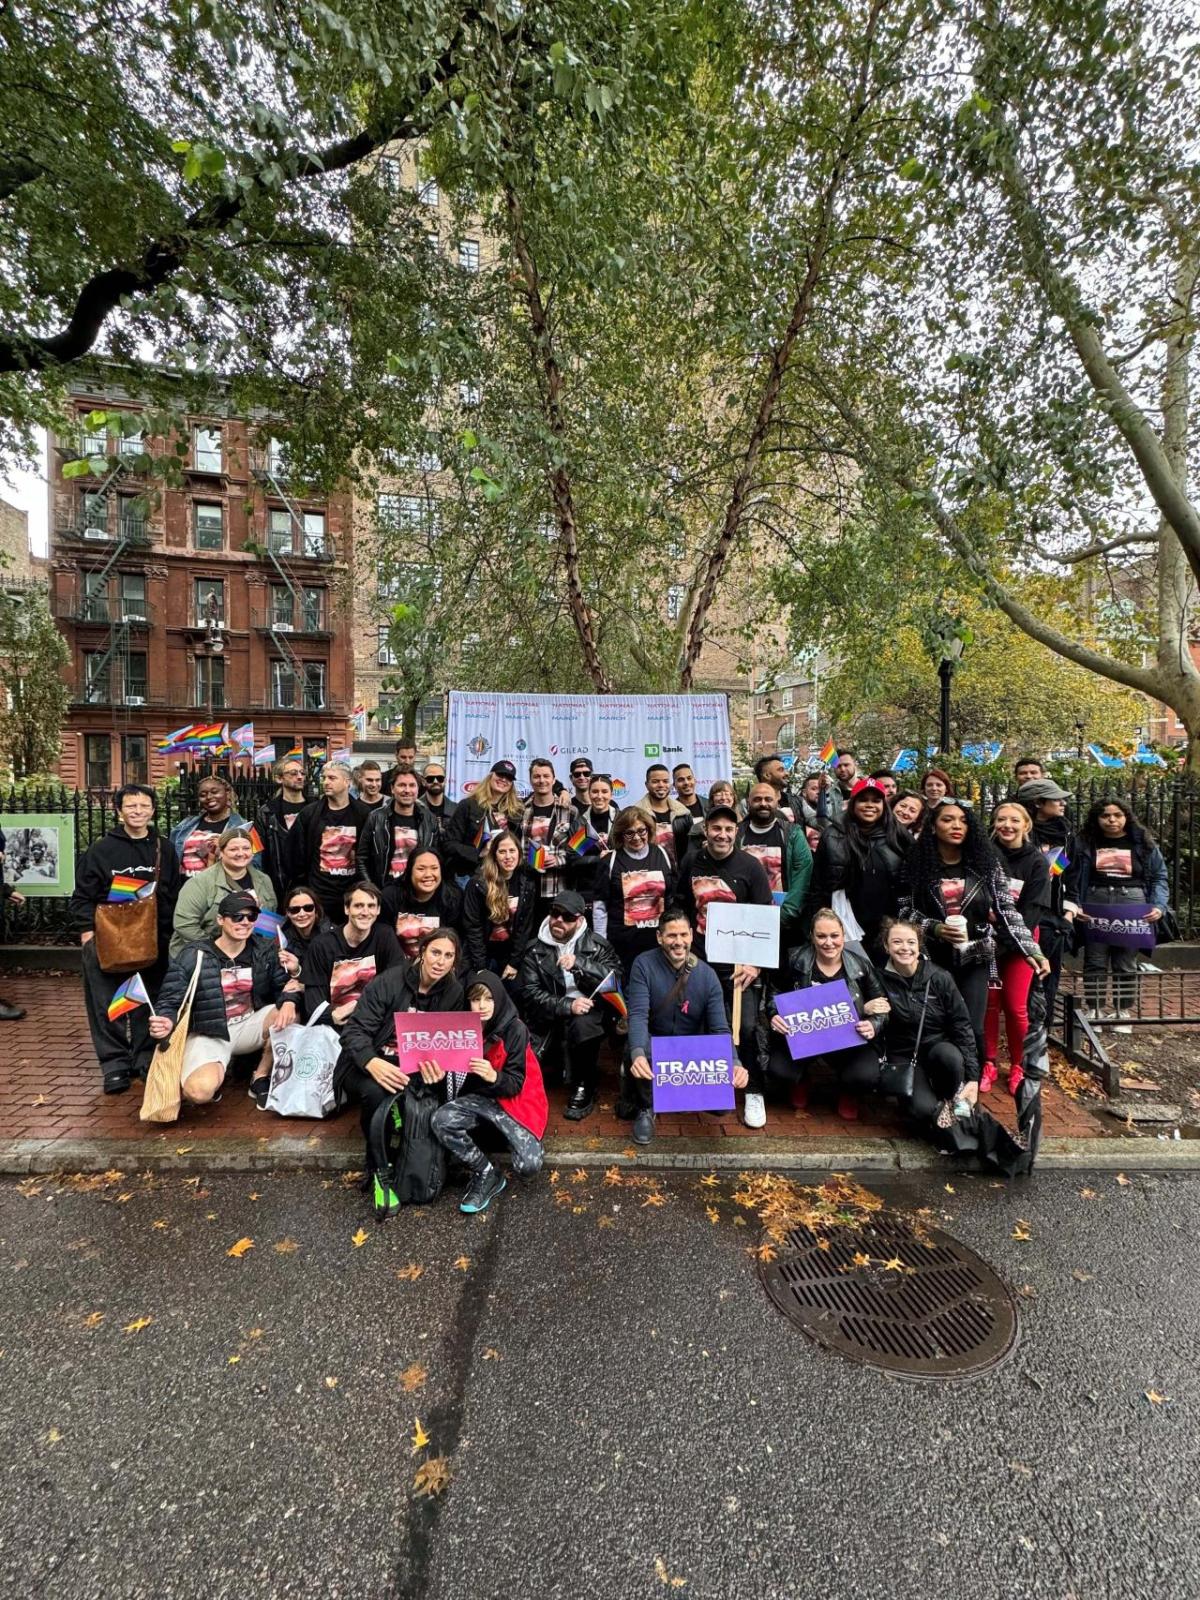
[{"left": 731, "top": 963, "right": 744, "bottom": 1041}]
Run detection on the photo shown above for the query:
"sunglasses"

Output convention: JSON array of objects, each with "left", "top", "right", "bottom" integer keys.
[
  {"left": 288, "top": 903, "right": 317, "bottom": 914},
  {"left": 571, "top": 768, "right": 593, "bottom": 778},
  {"left": 225, "top": 912, "right": 256, "bottom": 924},
  {"left": 424, "top": 774, "right": 445, "bottom": 784}
]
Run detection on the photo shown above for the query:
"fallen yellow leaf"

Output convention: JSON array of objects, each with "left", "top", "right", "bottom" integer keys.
[
  {"left": 482, "top": 1347, "right": 501, "bottom": 1361},
  {"left": 411, "top": 1417, "right": 430, "bottom": 1453},
  {"left": 351, "top": 1227, "right": 369, "bottom": 1248},
  {"left": 226, "top": 1237, "right": 255, "bottom": 1259},
  {"left": 750, "top": 1242, "right": 778, "bottom": 1263},
  {"left": 852, "top": 1252, "right": 871, "bottom": 1268},
  {"left": 123, "top": 1316, "right": 154, "bottom": 1334},
  {"left": 274, "top": 1238, "right": 298, "bottom": 1254},
  {"left": 1145, "top": 1389, "right": 1167, "bottom": 1405},
  {"left": 944, "top": 1183, "right": 956, "bottom": 1194},
  {"left": 816, "top": 1238, "right": 831, "bottom": 1252},
  {"left": 1079, "top": 1188, "right": 1098, "bottom": 1200},
  {"left": 654, "top": 1555, "right": 688, "bottom": 1588},
  {"left": 1116, "top": 1172, "right": 1132, "bottom": 1187},
  {"left": 228, "top": 1355, "right": 241, "bottom": 1365},
  {"left": 1071, "top": 1268, "right": 1094, "bottom": 1282},
  {"left": 641, "top": 1192, "right": 666, "bottom": 1208},
  {"left": 548, "top": 1171, "right": 561, "bottom": 1186},
  {"left": 571, "top": 1168, "right": 587, "bottom": 1184},
  {"left": 151, "top": 1220, "right": 168, "bottom": 1230},
  {"left": 325, "top": 1375, "right": 338, "bottom": 1389},
  {"left": 396, "top": 1263, "right": 424, "bottom": 1282},
  {"left": 453, "top": 1255, "right": 471, "bottom": 1271},
  {"left": 706, "top": 1206, "right": 721, "bottom": 1224},
  {"left": 412, "top": 1456, "right": 452, "bottom": 1496},
  {"left": 700, "top": 1173, "right": 720, "bottom": 1188},
  {"left": 1012, "top": 1222, "right": 1032, "bottom": 1242},
  {"left": 175, "top": 1145, "right": 193, "bottom": 1155},
  {"left": 399, "top": 1363, "right": 428, "bottom": 1393},
  {"left": 248, "top": 1192, "right": 261, "bottom": 1202},
  {"left": 603, "top": 1167, "right": 623, "bottom": 1186},
  {"left": 597, "top": 1215, "right": 615, "bottom": 1228},
  {"left": 883, "top": 1257, "right": 904, "bottom": 1272},
  {"left": 80, "top": 1311, "right": 105, "bottom": 1329},
  {"left": 31, "top": 1094, "right": 47, "bottom": 1107}
]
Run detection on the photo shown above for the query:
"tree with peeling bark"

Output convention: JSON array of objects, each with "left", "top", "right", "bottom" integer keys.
[{"left": 803, "top": 0, "right": 1200, "bottom": 760}]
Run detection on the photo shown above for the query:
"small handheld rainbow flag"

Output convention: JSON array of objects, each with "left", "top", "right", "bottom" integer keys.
[
  {"left": 819, "top": 738, "right": 837, "bottom": 766},
  {"left": 245, "top": 824, "right": 264, "bottom": 853},
  {"left": 594, "top": 969, "right": 628, "bottom": 1019},
  {"left": 253, "top": 907, "right": 285, "bottom": 939},
  {"left": 282, "top": 743, "right": 303, "bottom": 762},
  {"left": 1048, "top": 847, "right": 1070, "bottom": 878},
  {"left": 107, "top": 873, "right": 148, "bottom": 902},
  {"left": 567, "top": 823, "right": 600, "bottom": 856},
  {"left": 526, "top": 843, "right": 547, "bottom": 871},
  {"left": 107, "top": 972, "right": 156, "bottom": 1020},
  {"left": 473, "top": 816, "right": 500, "bottom": 850}
]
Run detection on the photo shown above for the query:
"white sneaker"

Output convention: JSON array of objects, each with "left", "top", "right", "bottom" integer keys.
[
  {"left": 742, "top": 1092, "right": 767, "bottom": 1129},
  {"left": 1111, "top": 1010, "right": 1133, "bottom": 1035}
]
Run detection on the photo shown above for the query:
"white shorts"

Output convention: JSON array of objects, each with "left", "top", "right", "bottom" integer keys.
[{"left": 181, "top": 1005, "right": 274, "bottom": 1082}]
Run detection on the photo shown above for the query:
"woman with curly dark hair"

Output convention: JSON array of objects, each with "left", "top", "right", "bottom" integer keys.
[
  {"left": 901, "top": 798, "right": 1049, "bottom": 1066},
  {"left": 1064, "top": 798, "right": 1168, "bottom": 1030},
  {"left": 804, "top": 778, "right": 913, "bottom": 953}
]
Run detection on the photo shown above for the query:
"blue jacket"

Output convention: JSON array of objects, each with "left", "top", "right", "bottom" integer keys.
[
  {"left": 627, "top": 948, "right": 729, "bottom": 1059},
  {"left": 1064, "top": 835, "right": 1169, "bottom": 914}
]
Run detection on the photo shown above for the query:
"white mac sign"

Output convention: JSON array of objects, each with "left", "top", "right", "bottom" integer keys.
[
  {"left": 703, "top": 902, "right": 780, "bottom": 969},
  {"left": 446, "top": 691, "right": 733, "bottom": 802}
]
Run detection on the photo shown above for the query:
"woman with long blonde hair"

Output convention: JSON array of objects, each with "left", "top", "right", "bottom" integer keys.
[
  {"left": 443, "top": 759, "right": 525, "bottom": 876},
  {"left": 461, "top": 830, "right": 538, "bottom": 982},
  {"left": 980, "top": 802, "right": 1051, "bottom": 1096}
]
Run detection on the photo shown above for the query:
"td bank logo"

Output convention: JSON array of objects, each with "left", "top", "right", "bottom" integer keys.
[{"left": 644, "top": 742, "right": 661, "bottom": 757}]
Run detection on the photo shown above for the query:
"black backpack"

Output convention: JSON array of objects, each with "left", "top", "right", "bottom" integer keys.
[{"left": 366, "top": 1082, "right": 447, "bottom": 1216}]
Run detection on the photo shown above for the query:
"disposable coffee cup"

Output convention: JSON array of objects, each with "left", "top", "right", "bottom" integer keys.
[{"left": 945, "top": 914, "right": 968, "bottom": 937}]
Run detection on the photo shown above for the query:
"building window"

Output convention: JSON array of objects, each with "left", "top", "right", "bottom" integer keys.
[
  {"left": 83, "top": 650, "right": 111, "bottom": 703},
  {"left": 425, "top": 229, "right": 440, "bottom": 253},
  {"left": 666, "top": 584, "right": 686, "bottom": 621},
  {"left": 301, "top": 587, "right": 324, "bottom": 631},
  {"left": 122, "top": 734, "right": 148, "bottom": 785},
  {"left": 268, "top": 509, "right": 294, "bottom": 554},
  {"left": 80, "top": 491, "right": 109, "bottom": 538},
  {"left": 118, "top": 429, "right": 145, "bottom": 459},
  {"left": 267, "top": 438, "right": 290, "bottom": 478},
  {"left": 377, "top": 155, "right": 400, "bottom": 192},
  {"left": 84, "top": 733, "right": 111, "bottom": 789},
  {"left": 270, "top": 583, "right": 293, "bottom": 628},
  {"left": 377, "top": 625, "right": 398, "bottom": 666},
  {"left": 193, "top": 426, "right": 223, "bottom": 473},
  {"left": 82, "top": 573, "right": 109, "bottom": 622},
  {"left": 194, "top": 502, "right": 223, "bottom": 550},
  {"left": 418, "top": 177, "right": 439, "bottom": 207},
  {"left": 458, "top": 238, "right": 479, "bottom": 272},
  {"left": 459, "top": 381, "right": 480, "bottom": 408},
  {"left": 781, "top": 687, "right": 794, "bottom": 709},
  {"left": 118, "top": 498, "right": 146, "bottom": 542},
  {"left": 79, "top": 422, "right": 108, "bottom": 460},
  {"left": 124, "top": 651, "right": 148, "bottom": 702},
  {"left": 302, "top": 662, "right": 326, "bottom": 710},
  {"left": 272, "top": 659, "right": 296, "bottom": 709},
  {"left": 194, "top": 577, "right": 225, "bottom": 623},
  {"left": 302, "top": 512, "right": 326, "bottom": 557},
  {"left": 195, "top": 654, "right": 225, "bottom": 710},
  {"left": 119, "top": 573, "right": 147, "bottom": 620}
]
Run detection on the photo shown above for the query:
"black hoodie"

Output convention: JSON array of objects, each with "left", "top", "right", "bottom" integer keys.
[
  {"left": 69, "top": 826, "right": 182, "bottom": 945},
  {"left": 993, "top": 837, "right": 1051, "bottom": 932},
  {"left": 337, "top": 958, "right": 467, "bottom": 1094},
  {"left": 462, "top": 968, "right": 530, "bottom": 1100},
  {"left": 1030, "top": 814, "right": 1075, "bottom": 921}
]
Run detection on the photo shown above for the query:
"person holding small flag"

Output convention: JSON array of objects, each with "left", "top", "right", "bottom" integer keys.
[
  {"left": 71, "top": 784, "right": 182, "bottom": 1095},
  {"left": 519, "top": 759, "right": 576, "bottom": 923},
  {"left": 149, "top": 891, "right": 295, "bottom": 1109},
  {"left": 516, "top": 889, "right": 620, "bottom": 1121},
  {"left": 169, "top": 776, "right": 248, "bottom": 879},
  {"left": 626, "top": 906, "right": 744, "bottom": 1146},
  {"left": 563, "top": 772, "right": 618, "bottom": 912},
  {"left": 1018, "top": 777, "right": 1076, "bottom": 1022},
  {"left": 170, "top": 829, "right": 275, "bottom": 955},
  {"left": 442, "top": 760, "right": 524, "bottom": 877}
]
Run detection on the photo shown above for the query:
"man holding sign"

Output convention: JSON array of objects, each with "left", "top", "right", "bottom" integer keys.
[
  {"left": 627, "top": 907, "right": 746, "bottom": 1145},
  {"left": 676, "top": 806, "right": 773, "bottom": 1128}
]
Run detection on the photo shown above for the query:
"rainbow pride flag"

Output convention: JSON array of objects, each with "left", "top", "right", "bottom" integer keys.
[
  {"left": 281, "top": 743, "right": 303, "bottom": 762},
  {"left": 107, "top": 972, "right": 152, "bottom": 1021},
  {"left": 1048, "top": 848, "right": 1070, "bottom": 878},
  {"left": 611, "top": 778, "right": 627, "bottom": 795},
  {"left": 594, "top": 969, "right": 628, "bottom": 1019},
  {"left": 819, "top": 738, "right": 837, "bottom": 765},
  {"left": 567, "top": 823, "right": 599, "bottom": 856},
  {"left": 526, "top": 844, "right": 547, "bottom": 871},
  {"left": 107, "top": 873, "right": 151, "bottom": 903},
  {"left": 245, "top": 824, "right": 264, "bottom": 853}
]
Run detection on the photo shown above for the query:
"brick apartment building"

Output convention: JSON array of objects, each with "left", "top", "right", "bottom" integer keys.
[{"left": 47, "top": 375, "right": 355, "bottom": 789}]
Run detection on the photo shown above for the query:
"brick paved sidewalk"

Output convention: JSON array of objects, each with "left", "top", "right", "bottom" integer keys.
[{"left": 1, "top": 972, "right": 1112, "bottom": 1160}]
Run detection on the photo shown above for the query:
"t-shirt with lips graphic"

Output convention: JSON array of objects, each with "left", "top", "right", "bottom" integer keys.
[
  {"left": 330, "top": 954, "right": 377, "bottom": 1008},
  {"left": 621, "top": 869, "right": 667, "bottom": 928},
  {"left": 319, "top": 825, "right": 358, "bottom": 876},
  {"left": 393, "top": 911, "right": 440, "bottom": 961},
  {"left": 740, "top": 819, "right": 787, "bottom": 896},
  {"left": 220, "top": 964, "right": 254, "bottom": 1023},
  {"left": 181, "top": 823, "right": 224, "bottom": 877},
  {"left": 489, "top": 894, "right": 520, "bottom": 942},
  {"left": 388, "top": 821, "right": 420, "bottom": 878},
  {"left": 689, "top": 874, "right": 737, "bottom": 934},
  {"left": 648, "top": 811, "right": 677, "bottom": 865},
  {"left": 1094, "top": 846, "right": 1134, "bottom": 880}
]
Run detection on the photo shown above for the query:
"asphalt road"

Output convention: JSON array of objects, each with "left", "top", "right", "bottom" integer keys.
[{"left": 1, "top": 1162, "right": 1196, "bottom": 1600}]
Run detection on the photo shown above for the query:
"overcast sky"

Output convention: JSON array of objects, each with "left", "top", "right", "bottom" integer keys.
[{"left": 1, "top": 431, "right": 49, "bottom": 556}]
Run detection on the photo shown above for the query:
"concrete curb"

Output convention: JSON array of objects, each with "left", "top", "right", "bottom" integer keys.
[{"left": 2, "top": 1132, "right": 1197, "bottom": 1176}]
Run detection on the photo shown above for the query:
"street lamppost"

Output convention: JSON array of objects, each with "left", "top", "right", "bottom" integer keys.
[
  {"left": 938, "top": 636, "right": 965, "bottom": 757},
  {"left": 198, "top": 601, "right": 225, "bottom": 774},
  {"left": 1075, "top": 719, "right": 1085, "bottom": 759}
]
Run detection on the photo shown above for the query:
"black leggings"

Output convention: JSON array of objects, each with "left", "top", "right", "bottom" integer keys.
[
  {"left": 947, "top": 961, "right": 990, "bottom": 1071},
  {"left": 888, "top": 1041, "right": 968, "bottom": 1124},
  {"left": 765, "top": 1034, "right": 881, "bottom": 1096}
]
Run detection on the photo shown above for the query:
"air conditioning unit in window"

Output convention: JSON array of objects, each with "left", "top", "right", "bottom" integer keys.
[
  {"left": 83, "top": 527, "right": 110, "bottom": 541},
  {"left": 273, "top": 622, "right": 294, "bottom": 633},
  {"left": 123, "top": 612, "right": 147, "bottom": 623},
  {"left": 124, "top": 695, "right": 146, "bottom": 706}
]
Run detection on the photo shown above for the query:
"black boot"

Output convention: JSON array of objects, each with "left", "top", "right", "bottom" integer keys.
[
  {"left": 564, "top": 1083, "right": 594, "bottom": 1121},
  {"left": 0, "top": 999, "right": 26, "bottom": 1021}
]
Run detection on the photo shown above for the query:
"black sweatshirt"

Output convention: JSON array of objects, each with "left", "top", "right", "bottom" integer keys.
[{"left": 69, "top": 826, "right": 182, "bottom": 945}]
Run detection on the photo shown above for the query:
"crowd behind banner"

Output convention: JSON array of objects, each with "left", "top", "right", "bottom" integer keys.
[{"left": 62, "top": 741, "right": 1173, "bottom": 1216}]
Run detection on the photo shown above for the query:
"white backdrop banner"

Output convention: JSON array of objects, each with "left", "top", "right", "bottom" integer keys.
[{"left": 446, "top": 692, "right": 733, "bottom": 802}]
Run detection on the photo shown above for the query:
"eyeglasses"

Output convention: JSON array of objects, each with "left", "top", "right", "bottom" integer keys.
[
  {"left": 624, "top": 827, "right": 649, "bottom": 839},
  {"left": 288, "top": 903, "right": 317, "bottom": 915},
  {"left": 225, "top": 913, "right": 255, "bottom": 924}
]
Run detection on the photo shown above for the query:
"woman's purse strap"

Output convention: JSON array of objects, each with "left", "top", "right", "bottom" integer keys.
[{"left": 910, "top": 969, "right": 933, "bottom": 1069}]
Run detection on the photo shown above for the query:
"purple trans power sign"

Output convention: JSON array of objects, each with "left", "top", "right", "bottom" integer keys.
[
  {"left": 1082, "top": 902, "right": 1157, "bottom": 950},
  {"left": 772, "top": 979, "right": 863, "bottom": 1061},
  {"left": 650, "top": 1034, "right": 735, "bottom": 1113}
]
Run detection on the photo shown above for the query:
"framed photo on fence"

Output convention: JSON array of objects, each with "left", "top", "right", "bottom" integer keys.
[{"left": 1, "top": 812, "right": 76, "bottom": 897}]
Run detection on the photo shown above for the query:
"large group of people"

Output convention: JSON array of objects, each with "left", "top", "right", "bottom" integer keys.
[{"left": 66, "top": 742, "right": 1170, "bottom": 1213}]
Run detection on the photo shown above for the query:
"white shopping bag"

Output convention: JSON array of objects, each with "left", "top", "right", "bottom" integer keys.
[
  {"left": 264, "top": 1002, "right": 340, "bottom": 1119},
  {"left": 831, "top": 889, "right": 865, "bottom": 943}
]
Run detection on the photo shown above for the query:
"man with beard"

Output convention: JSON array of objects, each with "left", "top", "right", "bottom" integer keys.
[
  {"left": 567, "top": 757, "right": 594, "bottom": 813},
  {"left": 736, "top": 781, "right": 813, "bottom": 947},
  {"left": 672, "top": 763, "right": 706, "bottom": 821},
  {"left": 675, "top": 805, "right": 773, "bottom": 1129},
  {"left": 288, "top": 762, "right": 373, "bottom": 924},
  {"left": 419, "top": 759, "right": 458, "bottom": 837}
]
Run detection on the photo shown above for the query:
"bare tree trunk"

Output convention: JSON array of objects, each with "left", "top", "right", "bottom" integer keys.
[
  {"left": 679, "top": 0, "right": 885, "bottom": 689},
  {"left": 1156, "top": 242, "right": 1200, "bottom": 769},
  {"left": 504, "top": 186, "right": 612, "bottom": 693}
]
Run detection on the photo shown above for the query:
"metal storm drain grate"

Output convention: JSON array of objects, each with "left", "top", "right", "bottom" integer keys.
[{"left": 758, "top": 1212, "right": 1018, "bottom": 1381}]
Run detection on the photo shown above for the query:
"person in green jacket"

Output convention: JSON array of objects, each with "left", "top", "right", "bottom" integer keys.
[
  {"left": 736, "top": 783, "right": 813, "bottom": 947},
  {"left": 170, "top": 828, "right": 277, "bottom": 955}
]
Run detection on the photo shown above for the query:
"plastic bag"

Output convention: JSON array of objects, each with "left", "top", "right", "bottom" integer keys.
[{"left": 265, "top": 1002, "right": 340, "bottom": 1119}]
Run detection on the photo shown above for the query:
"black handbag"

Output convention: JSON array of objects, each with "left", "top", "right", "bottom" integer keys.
[
  {"left": 879, "top": 970, "right": 931, "bottom": 1099},
  {"left": 1155, "top": 906, "right": 1181, "bottom": 945}
]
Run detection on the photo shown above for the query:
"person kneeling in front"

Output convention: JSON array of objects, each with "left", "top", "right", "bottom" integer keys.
[
  {"left": 431, "top": 970, "right": 548, "bottom": 1214},
  {"left": 627, "top": 906, "right": 746, "bottom": 1147},
  {"left": 149, "top": 891, "right": 295, "bottom": 1106}
]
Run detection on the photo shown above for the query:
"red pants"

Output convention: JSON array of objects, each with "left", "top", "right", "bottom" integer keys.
[{"left": 983, "top": 942, "right": 1037, "bottom": 1068}]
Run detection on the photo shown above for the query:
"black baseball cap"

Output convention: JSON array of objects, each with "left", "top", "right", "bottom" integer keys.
[
  {"left": 218, "top": 891, "right": 259, "bottom": 920},
  {"left": 491, "top": 760, "right": 517, "bottom": 781},
  {"left": 706, "top": 804, "right": 739, "bottom": 826},
  {"left": 550, "top": 890, "right": 587, "bottom": 918},
  {"left": 569, "top": 758, "right": 593, "bottom": 776}
]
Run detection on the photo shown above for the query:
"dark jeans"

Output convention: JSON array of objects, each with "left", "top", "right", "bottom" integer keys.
[
  {"left": 81, "top": 941, "right": 164, "bottom": 1078},
  {"left": 765, "top": 1033, "right": 881, "bottom": 1097},
  {"left": 1082, "top": 886, "right": 1146, "bottom": 1012},
  {"left": 536, "top": 1009, "right": 607, "bottom": 1092},
  {"left": 943, "top": 958, "right": 990, "bottom": 1072},
  {"left": 889, "top": 1040, "right": 967, "bottom": 1124},
  {"left": 432, "top": 1094, "right": 544, "bottom": 1177}
]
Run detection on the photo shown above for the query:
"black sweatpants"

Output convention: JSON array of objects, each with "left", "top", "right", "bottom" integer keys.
[
  {"left": 765, "top": 1034, "right": 881, "bottom": 1097},
  {"left": 81, "top": 941, "right": 163, "bottom": 1079},
  {"left": 340, "top": 1061, "right": 399, "bottom": 1151},
  {"left": 944, "top": 960, "right": 990, "bottom": 1074},
  {"left": 896, "top": 1040, "right": 968, "bottom": 1125},
  {"left": 538, "top": 1010, "right": 607, "bottom": 1092}
]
